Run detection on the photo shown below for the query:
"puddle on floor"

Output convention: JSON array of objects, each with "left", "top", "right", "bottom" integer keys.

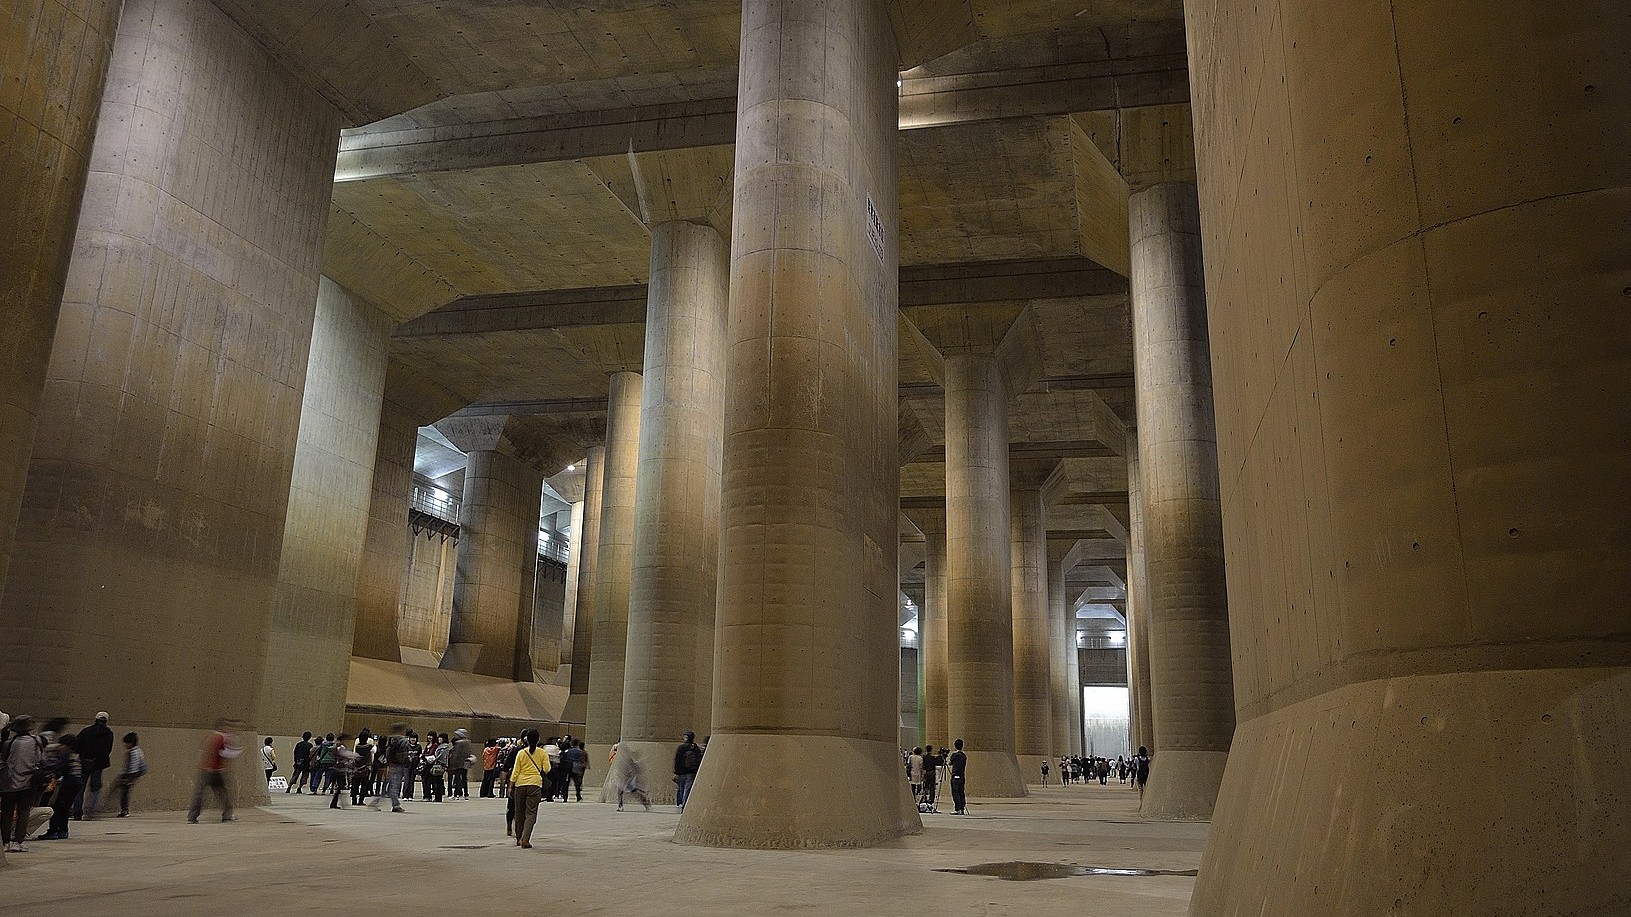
[
  {"left": 439, "top": 844, "right": 494, "bottom": 850},
  {"left": 936, "top": 861, "right": 1198, "bottom": 881}
]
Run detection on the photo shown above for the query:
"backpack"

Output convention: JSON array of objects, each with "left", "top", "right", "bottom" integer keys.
[
  {"left": 682, "top": 744, "right": 702, "bottom": 773},
  {"left": 2, "top": 735, "right": 52, "bottom": 791},
  {"left": 390, "top": 737, "right": 415, "bottom": 767},
  {"left": 316, "top": 743, "right": 336, "bottom": 767}
]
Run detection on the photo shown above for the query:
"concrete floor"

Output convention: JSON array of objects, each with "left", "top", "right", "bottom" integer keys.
[{"left": 7, "top": 784, "right": 1205, "bottom": 915}]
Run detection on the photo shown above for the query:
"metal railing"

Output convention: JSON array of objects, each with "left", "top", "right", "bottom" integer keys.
[{"left": 410, "top": 485, "right": 460, "bottom": 523}]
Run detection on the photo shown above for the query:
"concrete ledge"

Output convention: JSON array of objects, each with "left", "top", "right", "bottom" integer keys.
[
  {"left": 1191, "top": 666, "right": 1631, "bottom": 916},
  {"left": 342, "top": 657, "right": 571, "bottom": 730}
]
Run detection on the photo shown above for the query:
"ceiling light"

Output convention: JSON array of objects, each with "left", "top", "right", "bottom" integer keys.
[{"left": 567, "top": 463, "right": 576, "bottom": 472}]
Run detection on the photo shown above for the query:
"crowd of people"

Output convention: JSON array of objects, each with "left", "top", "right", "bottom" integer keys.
[
  {"left": 1, "top": 711, "right": 146, "bottom": 852},
  {"left": 1043, "top": 748, "right": 1152, "bottom": 793}
]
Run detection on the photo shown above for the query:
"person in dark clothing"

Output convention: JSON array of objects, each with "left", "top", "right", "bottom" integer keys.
[
  {"left": 289, "top": 732, "right": 313, "bottom": 793},
  {"left": 1132, "top": 746, "right": 1151, "bottom": 797},
  {"left": 673, "top": 731, "right": 703, "bottom": 811},
  {"left": 563, "top": 740, "right": 588, "bottom": 801},
  {"left": 921, "top": 745, "right": 941, "bottom": 811},
  {"left": 73, "top": 712, "right": 114, "bottom": 819},
  {"left": 949, "top": 739, "right": 968, "bottom": 815},
  {"left": 42, "top": 733, "right": 84, "bottom": 839},
  {"left": 351, "top": 739, "right": 375, "bottom": 805}
]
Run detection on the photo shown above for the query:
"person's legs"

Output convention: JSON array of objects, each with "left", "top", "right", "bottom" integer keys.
[
  {"left": 516, "top": 785, "right": 541, "bottom": 846},
  {"left": 118, "top": 776, "right": 135, "bottom": 815},
  {"left": 78, "top": 767, "right": 103, "bottom": 818},
  {"left": 676, "top": 773, "right": 694, "bottom": 809},
  {"left": 48, "top": 780, "right": 81, "bottom": 836},
  {"left": 570, "top": 771, "right": 583, "bottom": 801},
  {"left": 951, "top": 776, "right": 966, "bottom": 814},
  {"left": 1, "top": 790, "right": 26, "bottom": 846},
  {"left": 187, "top": 772, "right": 207, "bottom": 822},
  {"left": 212, "top": 772, "right": 233, "bottom": 820},
  {"left": 505, "top": 793, "right": 516, "bottom": 835},
  {"left": 330, "top": 773, "right": 347, "bottom": 808}
]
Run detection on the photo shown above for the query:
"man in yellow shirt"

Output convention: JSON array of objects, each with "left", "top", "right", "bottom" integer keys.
[{"left": 509, "top": 730, "right": 551, "bottom": 849}]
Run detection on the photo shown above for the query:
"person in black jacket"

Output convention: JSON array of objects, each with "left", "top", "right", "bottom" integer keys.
[
  {"left": 289, "top": 732, "right": 313, "bottom": 793},
  {"left": 949, "top": 739, "right": 968, "bottom": 815},
  {"left": 73, "top": 713, "right": 114, "bottom": 820},
  {"left": 673, "top": 731, "right": 703, "bottom": 811}
]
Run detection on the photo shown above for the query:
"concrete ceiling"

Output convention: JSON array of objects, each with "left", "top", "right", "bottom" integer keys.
[{"left": 262, "top": 0, "right": 1196, "bottom": 578}]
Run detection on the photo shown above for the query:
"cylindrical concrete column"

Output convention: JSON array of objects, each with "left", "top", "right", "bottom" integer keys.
[
  {"left": 616, "top": 220, "right": 729, "bottom": 805},
  {"left": 944, "top": 351, "right": 1026, "bottom": 797},
  {"left": 1125, "top": 433, "right": 1155, "bottom": 753},
  {"left": 0, "top": 0, "right": 343, "bottom": 809},
  {"left": 559, "top": 498, "right": 585, "bottom": 668},
  {"left": 352, "top": 397, "right": 418, "bottom": 662},
  {"left": 1130, "top": 182, "right": 1234, "bottom": 819},
  {"left": 1186, "top": 2, "right": 1630, "bottom": 913},
  {"left": 442, "top": 449, "right": 544, "bottom": 680},
  {"left": 0, "top": 0, "right": 122, "bottom": 601},
  {"left": 674, "top": 0, "right": 918, "bottom": 849},
  {"left": 900, "top": 642, "right": 921, "bottom": 750},
  {"left": 562, "top": 445, "right": 605, "bottom": 724},
  {"left": 922, "top": 528, "right": 950, "bottom": 748},
  {"left": 585, "top": 370, "right": 642, "bottom": 764},
  {"left": 1066, "top": 603, "right": 1083, "bottom": 756},
  {"left": 1048, "top": 553, "right": 1075, "bottom": 757},
  {"left": 1009, "top": 482, "right": 1053, "bottom": 779}
]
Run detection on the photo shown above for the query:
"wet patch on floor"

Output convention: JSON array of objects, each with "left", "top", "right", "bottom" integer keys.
[{"left": 936, "top": 861, "right": 1198, "bottom": 880}]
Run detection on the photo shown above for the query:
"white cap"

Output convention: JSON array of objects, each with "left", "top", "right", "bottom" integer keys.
[{"left": 96, "top": 711, "right": 109, "bottom": 722}]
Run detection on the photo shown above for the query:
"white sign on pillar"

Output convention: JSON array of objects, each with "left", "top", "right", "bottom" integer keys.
[{"left": 865, "top": 194, "right": 887, "bottom": 267}]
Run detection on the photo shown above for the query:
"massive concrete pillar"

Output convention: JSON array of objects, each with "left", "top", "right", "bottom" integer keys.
[
  {"left": 1047, "top": 541, "right": 1076, "bottom": 757},
  {"left": 1186, "top": 1, "right": 1631, "bottom": 912},
  {"left": 616, "top": 220, "right": 729, "bottom": 804},
  {"left": 1009, "top": 474, "right": 1053, "bottom": 779},
  {"left": 914, "top": 514, "right": 950, "bottom": 749},
  {"left": 0, "top": 0, "right": 342, "bottom": 808},
  {"left": 674, "top": 0, "right": 918, "bottom": 848},
  {"left": 0, "top": 0, "right": 123, "bottom": 601},
  {"left": 257, "top": 279, "right": 391, "bottom": 735},
  {"left": 559, "top": 497, "right": 585, "bottom": 667},
  {"left": 438, "top": 419, "right": 545, "bottom": 680},
  {"left": 1129, "top": 182, "right": 1234, "bottom": 819},
  {"left": 1125, "top": 433, "right": 1156, "bottom": 753},
  {"left": 562, "top": 445, "right": 605, "bottom": 724},
  {"left": 584, "top": 370, "right": 642, "bottom": 762},
  {"left": 944, "top": 351, "right": 1026, "bottom": 797},
  {"left": 351, "top": 395, "right": 416, "bottom": 662},
  {"left": 531, "top": 549, "right": 567, "bottom": 681}
]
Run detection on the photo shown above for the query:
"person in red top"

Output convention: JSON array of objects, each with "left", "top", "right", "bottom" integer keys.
[{"left": 187, "top": 719, "right": 242, "bottom": 824}]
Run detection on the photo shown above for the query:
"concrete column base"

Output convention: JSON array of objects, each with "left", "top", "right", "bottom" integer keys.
[
  {"left": 674, "top": 734, "right": 921, "bottom": 849},
  {"left": 1018, "top": 754, "right": 1053, "bottom": 784},
  {"left": 960, "top": 749, "right": 1027, "bottom": 798},
  {"left": 561, "top": 694, "right": 587, "bottom": 727},
  {"left": 438, "top": 643, "right": 482, "bottom": 673},
  {"left": 1139, "top": 749, "right": 1228, "bottom": 820},
  {"left": 1192, "top": 666, "right": 1631, "bottom": 916}
]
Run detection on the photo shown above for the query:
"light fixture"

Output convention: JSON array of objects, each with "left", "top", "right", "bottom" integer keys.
[{"left": 567, "top": 463, "right": 576, "bottom": 472}]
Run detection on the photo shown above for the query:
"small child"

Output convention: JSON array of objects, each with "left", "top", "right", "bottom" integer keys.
[{"left": 113, "top": 733, "right": 147, "bottom": 817}]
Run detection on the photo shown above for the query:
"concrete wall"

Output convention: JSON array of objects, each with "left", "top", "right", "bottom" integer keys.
[
  {"left": 532, "top": 557, "right": 568, "bottom": 679},
  {"left": 256, "top": 278, "right": 390, "bottom": 735},
  {"left": 1185, "top": 0, "right": 1631, "bottom": 913},
  {"left": 0, "top": 0, "right": 342, "bottom": 808},
  {"left": 0, "top": 0, "right": 123, "bottom": 597},
  {"left": 351, "top": 388, "right": 417, "bottom": 662}
]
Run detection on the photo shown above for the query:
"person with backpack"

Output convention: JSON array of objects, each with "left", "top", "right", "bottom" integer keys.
[
  {"left": 1131, "top": 746, "right": 1151, "bottom": 797},
  {"left": 673, "top": 731, "right": 703, "bottom": 811},
  {"left": 446, "top": 729, "right": 473, "bottom": 800},
  {"left": 312, "top": 734, "right": 337, "bottom": 795},
  {"left": 2, "top": 715, "right": 49, "bottom": 852},
  {"left": 563, "top": 740, "right": 588, "bottom": 802}
]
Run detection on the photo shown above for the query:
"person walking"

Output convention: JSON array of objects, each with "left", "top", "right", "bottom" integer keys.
[
  {"left": 446, "top": 729, "right": 473, "bottom": 799},
  {"left": 614, "top": 747, "right": 652, "bottom": 812},
  {"left": 673, "top": 731, "right": 703, "bottom": 811},
  {"left": 311, "top": 734, "right": 336, "bottom": 794},
  {"left": 907, "top": 747, "right": 924, "bottom": 799},
  {"left": 187, "top": 720, "right": 241, "bottom": 824},
  {"left": 328, "top": 734, "right": 358, "bottom": 809},
  {"left": 949, "top": 739, "right": 968, "bottom": 815},
  {"left": 2, "top": 716, "right": 48, "bottom": 851},
  {"left": 480, "top": 740, "right": 500, "bottom": 797},
  {"left": 563, "top": 740, "right": 588, "bottom": 801},
  {"left": 369, "top": 723, "right": 410, "bottom": 813},
  {"left": 110, "top": 732, "right": 146, "bottom": 817},
  {"left": 1131, "top": 746, "right": 1151, "bottom": 798},
  {"left": 509, "top": 730, "right": 550, "bottom": 849},
  {"left": 73, "top": 712, "right": 114, "bottom": 820}
]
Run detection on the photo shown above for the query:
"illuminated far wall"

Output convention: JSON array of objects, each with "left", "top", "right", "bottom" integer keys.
[{"left": 1082, "top": 686, "right": 1131, "bottom": 758}]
